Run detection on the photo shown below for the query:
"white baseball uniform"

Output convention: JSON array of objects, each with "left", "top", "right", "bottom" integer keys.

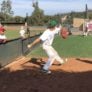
[
  {"left": 0, "top": 35, "right": 7, "bottom": 39},
  {"left": 19, "top": 26, "right": 26, "bottom": 38},
  {"left": 39, "top": 26, "right": 64, "bottom": 70}
]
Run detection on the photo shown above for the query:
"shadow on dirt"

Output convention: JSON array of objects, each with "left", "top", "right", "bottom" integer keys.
[
  {"left": 27, "top": 57, "right": 64, "bottom": 67},
  {"left": 0, "top": 66, "right": 92, "bottom": 92},
  {"left": 27, "top": 57, "right": 45, "bottom": 68},
  {"left": 76, "top": 58, "right": 92, "bottom": 64}
]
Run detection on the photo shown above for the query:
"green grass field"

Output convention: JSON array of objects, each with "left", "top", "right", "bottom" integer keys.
[
  {"left": 5, "top": 30, "right": 20, "bottom": 40},
  {"left": 5, "top": 30, "right": 42, "bottom": 40},
  {"left": 27, "top": 35, "right": 92, "bottom": 58},
  {"left": 5, "top": 30, "right": 92, "bottom": 58}
]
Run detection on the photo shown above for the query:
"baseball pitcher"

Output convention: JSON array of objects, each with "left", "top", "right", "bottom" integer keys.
[{"left": 27, "top": 20, "right": 67, "bottom": 74}]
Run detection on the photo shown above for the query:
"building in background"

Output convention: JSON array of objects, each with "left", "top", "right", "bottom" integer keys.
[{"left": 73, "top": 18, "right": 85, "bottom": 28}]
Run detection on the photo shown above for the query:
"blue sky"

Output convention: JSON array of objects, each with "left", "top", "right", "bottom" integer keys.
[{"left": 0, "top": 0, "right": 92, "bottom": 17}]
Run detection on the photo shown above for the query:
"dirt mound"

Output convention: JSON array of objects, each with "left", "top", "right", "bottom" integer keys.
[{"left": 0, "top": 57, "right": 92, "bottom": 92}]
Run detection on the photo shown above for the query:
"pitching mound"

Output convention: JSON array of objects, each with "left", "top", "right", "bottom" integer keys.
[{"left": 0, "top": 57, "right": 92, "bottom": 92}]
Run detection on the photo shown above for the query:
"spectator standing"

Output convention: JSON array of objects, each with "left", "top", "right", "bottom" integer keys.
[
  {"left": 19, "top": 26, "right": 26, "bottom": 38},
  {"left": 0, "top": 23, "right": 7, "bottom": 43}
]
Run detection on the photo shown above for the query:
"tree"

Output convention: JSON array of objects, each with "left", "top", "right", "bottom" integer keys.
[
  {"left": 85, "top": 4, "right": 88, "bottom": 19},
  {"left": 0, "top": 0, "right": 14, "bottom": 21},
  {"left": 31, "top": 1, "right": 44, "bottom": 26},
  {"left": 13, "top": 16, "right": 24, "bottom": 23}
]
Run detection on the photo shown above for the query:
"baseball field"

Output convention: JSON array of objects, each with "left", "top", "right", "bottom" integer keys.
[
  {"left": 0, "top": 29, "right": 92, "bottom": 92},
  {"left": 28, "top": 35, "right": 92, "bottom": 58}
]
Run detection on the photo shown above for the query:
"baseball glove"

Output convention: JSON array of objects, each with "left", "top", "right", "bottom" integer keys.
[{"left": 60, "top": 27, "right": 69, "bottom": 39}]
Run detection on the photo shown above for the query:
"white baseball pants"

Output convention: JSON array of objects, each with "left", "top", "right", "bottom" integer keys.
[{"left": 42, "top": 45, "right": 64, "bottom": 70}]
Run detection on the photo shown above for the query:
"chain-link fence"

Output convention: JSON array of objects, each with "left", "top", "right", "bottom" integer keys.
[{"left": 0, "top": 34, "right": 40, "bottom": 67}]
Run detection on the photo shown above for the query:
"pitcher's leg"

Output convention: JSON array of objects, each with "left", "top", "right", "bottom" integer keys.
[
  {"left": 43, "top": 57, "right": 55, "bottom": 70},
  {"left": 50, "top": 46, "right": 64, "bottom": 64},
  {"left": 42, "top": 45, "right": 56, "bottom": 71},
  {"left": 55, "top": 55, "right": 64, "bottom": 64}
]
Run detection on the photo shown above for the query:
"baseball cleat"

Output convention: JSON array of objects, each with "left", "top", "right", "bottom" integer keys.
[{"left": 41, "top": 69, "right": 51, "bottom": 74}]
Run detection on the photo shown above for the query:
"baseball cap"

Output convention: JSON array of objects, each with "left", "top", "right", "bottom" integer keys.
[{"left": 48, "top": 20, "right": 58, "bottom": 28}]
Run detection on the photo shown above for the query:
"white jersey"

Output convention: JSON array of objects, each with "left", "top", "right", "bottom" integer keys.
[
  {"left": 0, "top": 35, "right": 7, "bottom": 39},
  {"left": 19, "top": 29, "right": 25, "bottom": 37},
  {"left": 20, "top": 29, "right": 25, "bottom": 35},
  {"left": 39, "top": 26, "right": 61, "bottom": 46}
]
